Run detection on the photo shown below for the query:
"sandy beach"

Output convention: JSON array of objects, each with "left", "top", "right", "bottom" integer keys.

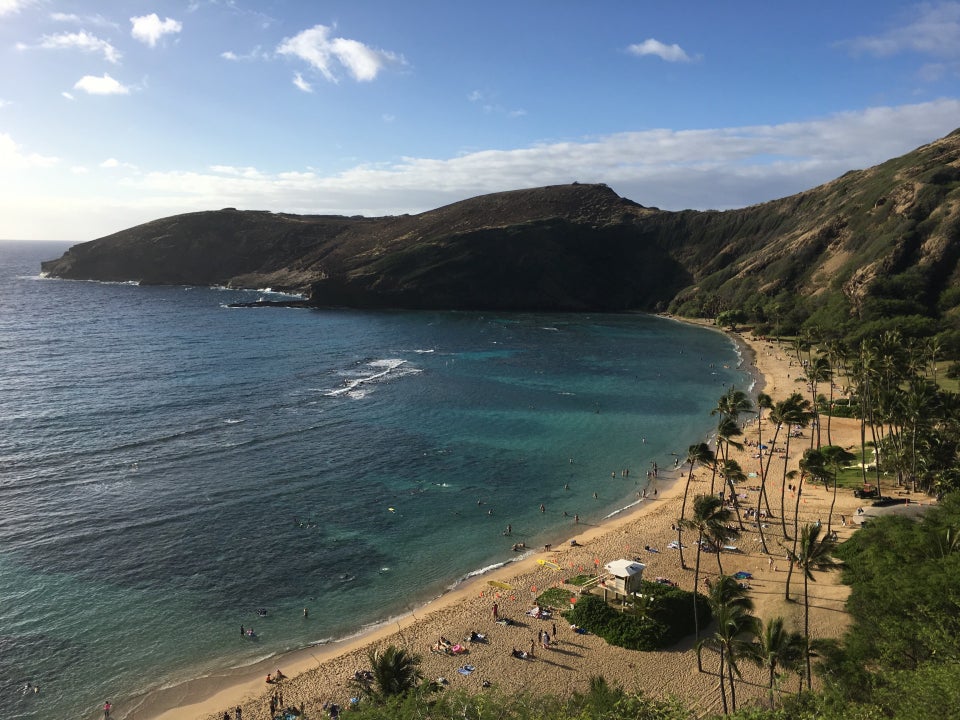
[{"left": 140, "top": 325, "right": 913, "bottom": 720}]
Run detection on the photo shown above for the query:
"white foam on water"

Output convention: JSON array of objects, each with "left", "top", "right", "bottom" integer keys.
[{"left": 325, "top": 358, "right": 422, "bottom": 398}]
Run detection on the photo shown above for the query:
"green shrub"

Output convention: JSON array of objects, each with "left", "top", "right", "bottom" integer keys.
[
  {"left": 605, "top": 613, "right": 666, "bottom": 650},
  {"left": 567, "top": 593, "right": 617, "bottom": 629},
  {"left": 565, "top": 584, "right": 709, "bottom": 651},
  {"left": 536, "top": 586, "right": 575, "bottom": 609}
]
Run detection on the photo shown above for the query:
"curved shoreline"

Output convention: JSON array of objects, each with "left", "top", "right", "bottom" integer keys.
[
  {"left": 138, "top": 319, "right": 861, "bottom": 720},
  {"left": 138, "top": 474, "right": 686, "bottom": 720}
]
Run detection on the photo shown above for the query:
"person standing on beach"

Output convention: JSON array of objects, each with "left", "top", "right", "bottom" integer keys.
[
  {"left": 103, "top": 700, "right": 112, "bottom": 719},
  {"left": 492, "top": 602, "right": 498, "bottom": 620},
  {"left": 235, "top": 706, "right": 242, "bottom": 720}
]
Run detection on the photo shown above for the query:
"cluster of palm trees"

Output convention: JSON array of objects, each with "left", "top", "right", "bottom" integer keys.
[
  {"left": 688, "top": 516, "right": 838, "bottom": 712},
  {"left": 677, "top": 326, "right": 960, "bottom": 710},
  {"left": 675, "top": 376, "right": 850, "bottom": 711},
  {"left": 353, "top": 332, "right": 958, "bottom": 714},
  {"left": 793, "top": 330, "right": 960, "bottom": 498}
]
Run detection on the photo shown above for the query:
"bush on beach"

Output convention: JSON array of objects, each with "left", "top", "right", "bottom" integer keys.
[{"left": 564, "top": 582, "right": 711, "bottom": 651}]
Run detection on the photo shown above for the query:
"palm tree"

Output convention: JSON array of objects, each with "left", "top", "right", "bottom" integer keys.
[
  {"left": 804, "top": 356, "right": 832, "bottom": 449},
  {"left": 682, "top": 493, "right": 738, "bottom": 595},
  {"left": 679, "top": 442, "right": 715, "bottom": 570},
  {"left": 353, "top": 645, "right": 424, "bottom": 702},
  {"left": 710, "top": 417, "right": 744, "bottom": 495},
  {"left": 822, "top": 340, "right": 848, "bottom": 447},
  {"left": 680, "top": 494, "right": 734, "bottom": 667},
  {"left": 749, "top": 616, "right": 805, "bottom": 709},
  {"left": 927, "top": 336, "right": 943, "bottom": 386},
  {"left": 786, "top": 523, "right": 839, "bottom": 689},
  {"left": 715, "top": 387, "right": 754, "bottom": 425},
  {"left": 709, "top": 388, "right": 752, "bottom": 494},
  {"left": 767, "top": 393, "right": 813, "bottom": 538},
  {"left": 721, "top": 458, "right": 748, "bottom": 530},
  {"left": 820, "top": 444, "right": 856, "bottom": 532},
  {"left": 754, "top": 392, "right": 774, "bottom": 555},
  {"left": 697, "top": 576, "right": 758, "bottom": 714},
  {"left": 784, "top": 450, "right": 826, "bottom": 604},
  {"left": 903, "top": 378, "right": 939, "bottom": 491}
]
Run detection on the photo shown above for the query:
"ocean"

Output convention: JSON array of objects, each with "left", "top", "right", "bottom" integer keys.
[{"left": 0, "top": 240, "right": 749, "bottom": 720}]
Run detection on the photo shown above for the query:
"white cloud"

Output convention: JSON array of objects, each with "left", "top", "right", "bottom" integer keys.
[
  {"left": 0, "top": 0, "right": 34, "bottom": 17},
  {"left": 100, "top": 158, "right": 137, "bottom": 170},
  {"left": 221, "top": 46, "right": 270, "bottom": 62},
  {"left": 100, "top": 99, "right": 960, "bottom": 223},
  {"left": 36, "top": 31, "right": 122, "bottom": 64},
  {"left": 209, "top": 165, "right": 265, "bottom": 178},
  {"left": 466, "top": 89, "right": 525, "bottom": 117},
  {"left": 51, "top": 12, "right": 119, "bottom": 29},
  {"left": 844, "top": 2, "right": 960, "bottom": 58},
  {"left": 627, "top": 38, "right": 692, "bottom": 62},
  {"left": 130, "top": 13, "right": 183, "bottom": 47},
  {"left": 5, "top": 100, "right": 960, "bottom": 240},
  {"left": 0, "top": 132, "right": 59, "bottom": 169},
  {"left": 277, "top": 24, "right": 402, "bottom": 82},
  {"left": 62, "top": 91, "right": 74, "bottom": 100},
  {"left": 292, "top": 72, "right": 312, "bottom": 93},
  {"left": 74, "top": 74, "right": 130, "bottom": 95}
]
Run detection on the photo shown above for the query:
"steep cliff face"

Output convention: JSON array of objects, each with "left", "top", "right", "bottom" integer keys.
[
  {"left": 40, "top": 210, "right": 365, "bottom": 291},
  {"left": 42, "top": 184, "right": 689, "bottom": 311},
  {"left": 40, "top": 130, "right": 960, "bottom": 321}
]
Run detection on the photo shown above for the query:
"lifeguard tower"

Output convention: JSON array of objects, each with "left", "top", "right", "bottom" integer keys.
[{"left": 603, "top": 559, "right": 646, "bottom": 597}]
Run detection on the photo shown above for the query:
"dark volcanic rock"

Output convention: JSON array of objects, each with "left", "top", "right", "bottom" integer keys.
[
  {"left": 39, "top": 129, "right": 960, "bottom": 319},
  {"left": 41, "top": 184, "right": 688, "bottom": 312}
]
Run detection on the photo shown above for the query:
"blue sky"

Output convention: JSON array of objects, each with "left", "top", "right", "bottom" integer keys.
[{"left": 2, "top": 1, "right": 960, "bottom": 240}]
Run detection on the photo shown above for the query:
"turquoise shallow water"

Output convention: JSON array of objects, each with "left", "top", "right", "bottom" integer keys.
[{"left": 0, "top": 240, "right": 749, "bottom": 719}]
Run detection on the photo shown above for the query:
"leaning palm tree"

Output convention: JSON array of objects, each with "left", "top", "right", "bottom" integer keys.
[
  {"left": 681, "top": 494, "right": 738, "bottom": 613},
  {"left": 768, "top": 393, "right": 813, "bottom": 538},
  {"left": 749, "top": 616, "right": 805, "bottom": 709},
  {"left": 786, "top": 523, "right": 839, "bottom": 689},
  {"left": 679, "top": 442, "right": 715, "bottom": 570},
  {"left": 680, "top": 494, "right": 730, "bottom": 668},
  {"left": 710, "top": 388, "right": 752, "bottom": 494},
  {"left": 710, "top": 417, "right": 744, "bottom": 495},
  {"left": 721, "top": 458, "right": 748, "bottom": 530},
  {"left": 697, "top": 580, "right": 758, "bottom": 714},
  {"left": 354, "top": 644, "right": 424, "bottom": 702}
]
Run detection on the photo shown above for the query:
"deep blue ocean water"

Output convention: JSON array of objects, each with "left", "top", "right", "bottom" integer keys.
[{"left": 0, "top": 240, "right": 748, "bottom": 719}]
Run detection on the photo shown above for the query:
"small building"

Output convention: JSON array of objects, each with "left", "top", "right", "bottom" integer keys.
[{"left": 603, "top": 559, "right": 646, "bottom": 596}]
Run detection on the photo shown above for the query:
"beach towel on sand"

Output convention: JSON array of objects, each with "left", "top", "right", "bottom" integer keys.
[{"left": 457, "top": 665, "right": 475, "bottom": 675}]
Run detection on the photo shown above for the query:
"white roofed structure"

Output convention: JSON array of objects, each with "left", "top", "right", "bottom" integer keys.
[{"left": 603, "top": 559, "right": 645, "bottom": 596}]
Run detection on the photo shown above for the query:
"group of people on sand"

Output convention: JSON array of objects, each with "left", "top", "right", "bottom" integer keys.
[
  {"left": 266, "top": 668, "right": 287, "bottom": 684},
  {"left": 432, "top": 636, "right": 468, "bottom": 655}
]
